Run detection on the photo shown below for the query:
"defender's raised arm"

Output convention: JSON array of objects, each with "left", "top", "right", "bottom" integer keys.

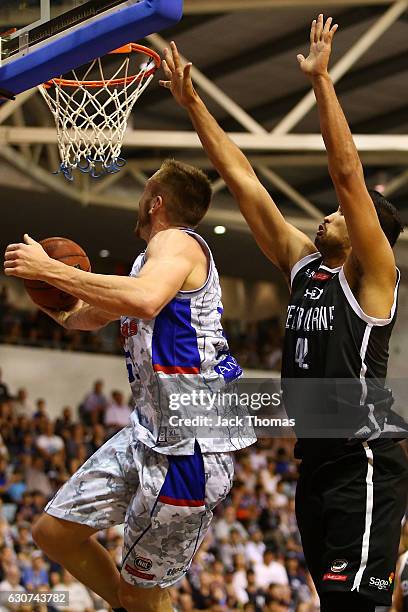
[
  {"left": 161, "top": 41, "right": 316, "bottom": 280},
  {"left": 297, "top": 14, "right": 397, "bottom": 292}
]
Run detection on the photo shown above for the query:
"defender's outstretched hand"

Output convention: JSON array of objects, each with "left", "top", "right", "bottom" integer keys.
[
  {"left": 297, "top": 14, "right": 338, "bottom": 79},
  {"left": 160, "top": 41, "right": 197, "bottom": 108}
]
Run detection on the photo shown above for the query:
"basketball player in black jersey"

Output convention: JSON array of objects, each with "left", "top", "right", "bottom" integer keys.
[{"left": 162, "top": 14, "right": 408, "bottom": 612}]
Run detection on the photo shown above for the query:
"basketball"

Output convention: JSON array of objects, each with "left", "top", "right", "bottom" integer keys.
[{"left": 24, "top": 237, "right": 91, "bottom": 310}]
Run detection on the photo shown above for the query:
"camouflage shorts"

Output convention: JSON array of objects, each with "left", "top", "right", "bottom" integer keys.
[{"left": 45, "top": 426, "right": 234, "bottom": 588}]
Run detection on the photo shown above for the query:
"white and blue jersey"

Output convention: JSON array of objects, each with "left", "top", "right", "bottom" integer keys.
[{"left": 121, "top": 229, "right": 256, "bottom": 455}]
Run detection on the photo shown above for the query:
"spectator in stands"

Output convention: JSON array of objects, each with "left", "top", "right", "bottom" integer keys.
[
  {"left": 21, "top": 551, "right": 49, "bottom": 590},
  {"left": 260, "top": 457, "right": 281, "bottom": 495},
  {"left": 36, "top": 421, "right": 65, "bottom": 461},
  {"left": 0, "top": 370, "right": 11, "bottom": 405},
  {"left": 104, "top": 390, "right": 132, "bottom": 433},
  {"left": 88, "top": 424, "right": 107, "bottom": 454},
  {"left": 0, "top": 435, "right": 8, "bottom": 461},
  {"left": 33, "top": 398, "right": 48, "bottom": 420},
  {"left": 254, "top": 549, "right": 288, "bottom": 590},
  {"left": 24, "top": 458, "right": 53, "bottom": 498},
  {"left": 245, "top": 528, "right": 266, "bottom": 565},
  {"left": 214, "top": 506, "right": 248, "bottom": 543},
  {"left": 12, "top": 388, "right": 34, "bottom": 418},
  {"left": 80, "top": 380, "right": 107, "bottom": 425},
  {"left": 55, "top": 407, "right": 74, "bottom": 436},
  {"left": 0, "top": 565, "right": 25, "bottom": 595},
  {"left": 52, "top": 569, "right": 94, "bottom": 612}
]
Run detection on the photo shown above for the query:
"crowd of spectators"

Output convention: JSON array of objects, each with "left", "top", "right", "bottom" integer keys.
[
  {"left": 0, "top": 286, "right": 283, "bottom": 370},
  {"left": 0, "top": 370, "right": 321, "bottom": 611}
]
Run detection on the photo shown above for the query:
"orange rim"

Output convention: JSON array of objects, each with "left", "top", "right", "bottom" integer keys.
[{"left": 43, "top": 44, "right": 161, "bottom": 89}]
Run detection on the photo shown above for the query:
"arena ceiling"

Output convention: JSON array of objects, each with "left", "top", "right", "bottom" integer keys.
[{"left": 1, "top": 0, "right": 408, "bottom": 279}]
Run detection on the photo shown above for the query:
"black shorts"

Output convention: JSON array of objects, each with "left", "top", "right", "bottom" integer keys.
[{"left": 296, "top": 439, "right": 408, "bottom": 607}]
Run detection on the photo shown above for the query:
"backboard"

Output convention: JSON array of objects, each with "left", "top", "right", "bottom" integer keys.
[{"left": 0, "top": 0, "right": 183, "bottom": 98}]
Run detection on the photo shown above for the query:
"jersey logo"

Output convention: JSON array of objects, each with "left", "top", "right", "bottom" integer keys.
[
  {"left": 121, "top": 320, "right": 138, "bottom": 338},
  {"left": 304, "top": 287, "right": 324, "bottom": 300},
  {"left": 313, "top": 272, "right": 331, "bottom": 281}
]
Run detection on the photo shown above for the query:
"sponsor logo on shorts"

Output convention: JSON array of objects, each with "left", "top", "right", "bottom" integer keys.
[
  {"left": 125, "top": 563, "right": 155, "bottom": 581},
  {"left": 323, "top": 573, "right": 347, "bottom": 582},
  {"left": 167, "top": 567, "right": 184, "bottom": 577},
  {"left": 389, "top": 572, "right": 395, "bottom": 584},
  {"left": 330, "top": 559, "right": 348, "bottom": 573},
  {"left": 369, "top": 576, "right": 392, "bottom": 591},
  {"left": 134, "top": 557, "right": 153, "bottom": 572}
]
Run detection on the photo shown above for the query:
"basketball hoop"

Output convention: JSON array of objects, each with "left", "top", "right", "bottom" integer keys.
[{"left": 38, "top": 44, "right": 161, "bottom": 180}]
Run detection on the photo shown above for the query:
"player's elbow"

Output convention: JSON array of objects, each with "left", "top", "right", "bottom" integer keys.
[
  {"left": 127, "top": 297, "right": 161, "bottom": 320},
  {"left": 329, "top": 158, "right": 363, "bottom": 184}
]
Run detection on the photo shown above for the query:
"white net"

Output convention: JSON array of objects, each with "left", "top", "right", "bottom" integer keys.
[{"left": 38, "top": 47, "right": 158, "bottom": 180}]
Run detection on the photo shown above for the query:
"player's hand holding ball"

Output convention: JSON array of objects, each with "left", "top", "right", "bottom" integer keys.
[
  {"left": 160, "top": 41, "right": 197, "bottom": 108},
  {"left": 297, "top": 13, "right": 338, "bottom": 79},
  {"left": 4, "top": 234, "right": 51, "bottom": 280},
  {"left": 4, "top": 235, "right": 91, "bottom": 319}
]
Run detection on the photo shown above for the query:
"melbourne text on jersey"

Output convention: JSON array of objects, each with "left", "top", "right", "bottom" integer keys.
[{"left": 286, "top": 304, "right": 335, "bottom": 332}]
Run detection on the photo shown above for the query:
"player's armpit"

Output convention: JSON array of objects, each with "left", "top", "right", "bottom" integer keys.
[{"left": 134, "top": 229, "right": 204, "bottom": 317}]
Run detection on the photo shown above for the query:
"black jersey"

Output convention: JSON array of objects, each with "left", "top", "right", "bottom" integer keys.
[
  {"left": 399, "top": 551, "right": 408, "bottom": 611},
  {"left": 281, "top": 252, "right": 406, "bottom": 458}
]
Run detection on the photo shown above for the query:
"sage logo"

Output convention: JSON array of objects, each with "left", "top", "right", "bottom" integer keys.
[
  {"left": 369, "top": 576, "right": 390, "bottom": 591},
  {"left": 331, "top": 559, "right": 348, "bottom": 573},
  {"left": 135, "top": 557, "right": 153, "bottom": 572}
]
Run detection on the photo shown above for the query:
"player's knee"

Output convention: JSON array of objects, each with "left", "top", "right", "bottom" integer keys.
[
  {"left": 119, "top": 579, "right": 171, "bottom": 612},
  {"left": 32, "top": 513, "right": 94, "bottom": 556}
]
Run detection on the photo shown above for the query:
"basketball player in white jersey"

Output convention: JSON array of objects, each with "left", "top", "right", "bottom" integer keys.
[
  {"left": 4, "top": 159, "right": 256, "bottom": 611},
  {"left": 161, "top": 17, "right": 407, "bottom": 612}
]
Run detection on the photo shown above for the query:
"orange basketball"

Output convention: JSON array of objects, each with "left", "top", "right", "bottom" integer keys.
[{"left": 24, "top": 237, "right": 91, "bottom": 310}]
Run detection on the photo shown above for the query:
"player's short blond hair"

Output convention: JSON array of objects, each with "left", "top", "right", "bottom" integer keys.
[{"left": 153, "top": 159, "right": 212, "bottom": 228}]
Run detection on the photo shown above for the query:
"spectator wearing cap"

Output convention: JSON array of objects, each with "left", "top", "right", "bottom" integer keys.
[
  {"left": 21, "top": 551, "right": 49, "bottom": 590},
  {"left": 254, "top": 549, "right": 288, "bottom": 590}
]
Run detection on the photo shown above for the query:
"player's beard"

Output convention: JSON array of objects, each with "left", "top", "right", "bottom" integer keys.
[
  {"left": 315, "top": 233, "right": 346, "bottom": 261},
  {"left": 135, "top": 206, "right": 151, "bottom": 239}
]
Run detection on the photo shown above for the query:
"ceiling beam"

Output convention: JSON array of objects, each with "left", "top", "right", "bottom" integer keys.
[
  {"left": 128, "top": 152, "right": 408, "bottom": 168},
  {"left": 1, "top": 127, "right": 408, "bottom": 153}
]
